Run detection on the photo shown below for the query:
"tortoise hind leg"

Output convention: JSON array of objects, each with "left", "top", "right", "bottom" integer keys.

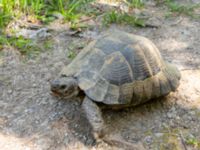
[{"left": 82, "top": 97, "right": 105, "bottom": 139}]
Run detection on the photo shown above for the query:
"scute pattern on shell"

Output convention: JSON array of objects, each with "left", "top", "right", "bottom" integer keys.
[{"left": 61, "top": 29, "right": 181, "bottom": 105}]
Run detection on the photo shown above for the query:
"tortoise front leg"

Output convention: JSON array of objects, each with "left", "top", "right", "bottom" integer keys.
[
  {"left": 82, "top": 96, "right": 105, "bottom": 139},
  {"left": 82, "top": 97, "right": 145, "bottom": 149}
]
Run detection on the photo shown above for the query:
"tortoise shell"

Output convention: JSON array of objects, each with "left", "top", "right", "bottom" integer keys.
[{"left": 61, "top": 29, "right": 181, "bottom": 105}]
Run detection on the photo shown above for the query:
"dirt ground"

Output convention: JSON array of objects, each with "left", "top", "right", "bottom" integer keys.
[{"left": 0, "top": 1, "right": 200, "bottom": 150}]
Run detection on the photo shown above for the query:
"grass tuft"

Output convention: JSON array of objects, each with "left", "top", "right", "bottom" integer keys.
[
  {"left": 185, "top": 136, "right": 200, "bottom": 148},
  {"left": 0, "top": 33, "right": 53, "bottom": 57},
  {"left": 165, "top": 0, "right": 200, "bottom": 18},
  {"left": 125, "top": 0, "right": 144, "bottom": 8},
  {"left": 103, "top": 10, "right": 145, "bottom": 27},
  {"left": 0, "top": 0, "right": 94, "bottom": 55},
  {"left": 0, "top": 0, "right": 95, "bottom": 28}
]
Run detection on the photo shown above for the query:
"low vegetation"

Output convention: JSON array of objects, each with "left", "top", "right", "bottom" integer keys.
[
  {"left": 0, "top": 0, "right": 95, "bottom": 28},
  {"left": 0, "top": 0, "right": 200, "bottom": 56},
  {"left": 0, "top": 0, "right": 95, "bottom": 56},
  {"left": 103, "top": 10, "right": 145, "bottom": 27},
  {"left": 165, "top": 0, "right": 200, "bottom": 18},
  {"left": 185, "top": 135, "right": 200, "bottom": 149},
  {"left": 0, "top": 34, "right": 53, "bottom": 57},
  {"left": 125, "top": 0, "right": 144, "bottom": 8}
]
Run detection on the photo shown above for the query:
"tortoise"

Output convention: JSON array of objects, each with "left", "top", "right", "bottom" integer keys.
[{"left": 50, "top": 29, "right": 181, "bottom": 138}]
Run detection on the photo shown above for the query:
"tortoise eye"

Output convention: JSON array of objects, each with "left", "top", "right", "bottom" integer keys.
[{"left": 60, "top": 85, "right": 66, "bottom": 89}]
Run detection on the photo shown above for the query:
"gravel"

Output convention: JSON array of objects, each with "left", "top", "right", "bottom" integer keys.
[{"left": 0, "top": 1, "right": 200, "bottom": 149}]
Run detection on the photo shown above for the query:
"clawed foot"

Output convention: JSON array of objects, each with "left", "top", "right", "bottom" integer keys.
[
  {"left": 82, "top": 97, "right": 142, "bottom": 149},
  {"left": 93, "top": 128, "right": 107, "bottom": 144},
  {"left": 96, "top": 133, "right": 144, "bottom": 150}
]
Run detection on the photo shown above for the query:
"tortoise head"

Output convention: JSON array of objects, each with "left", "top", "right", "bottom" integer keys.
[{"left": 50, "top": 77, "right": 79, "bottom": 99}]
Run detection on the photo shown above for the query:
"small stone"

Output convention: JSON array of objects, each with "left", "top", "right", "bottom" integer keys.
[
  {"left": 7, "top": 90, "right": 12, "bottom": 94},
  {"left": 175, "top": 116, "right": 180, "bottom": 120},
  {"left": 188, "top": 111, "right": 195, "bottom": 116},
  {"left": 16, "top": 87, "right": 22, "bottom": 91},
  {"left": 54, "top": 62, "right": 64, "bottom": 68},
  {"left": 119, "top": 3, "right": 129, "bottom": 13},
  {"left": 75, "top": 132, "right": 79, "bottom": 136},
  {"left": 187, "top": 116, "right": 192, "bottom": 121},
  {"left": 170, "top": 106, "right": 176, "bottom": 112},
  {"left": 29, "top": 28, "right": 51, "bottom": 40},
  {"left": 52, "top": 12, "right": 64, "bottom": 20},
  {"left": 155, "top": 133, "right": 163, "bottom": 138},
  {"left": 32, "top": 83, "right": 37, "bottom": 88},
  {"left": 167, "top": 112, "right": 173, "bottom": 119},
  {"left": 187, "top": 133, "right": 195, "bottom": 139},
  {"left": 64, "top": 136, "right": 70, "bottom": 144},
  {"left": 144, "top": 136, "right": 153, "bottom": 144}
]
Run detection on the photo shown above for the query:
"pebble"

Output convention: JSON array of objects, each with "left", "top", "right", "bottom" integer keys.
[
  {"left": 187, "top": 116, "right": 193, "bottom": 121},
  {"left": 16, "top": 87, "right": 22, "bottom": 91},
  {"left": 32, "top": 83, "right": 37, "bottom": 88},
  {"left": 154, "top": 133, "right": 163, "bottom": 138},
  {"left": 167, "top": 112, "right": 174, "bottom": 119},
  {"left": 175, "top": 116, "right": 180, "bottom": 120},
  {"left": 29, "top": 28, "right": 51, "bottom": 40},
  {"left": 188, "top": 111, "right": 196, "bottom": 116},
  {"left": 144, "top": 136, "right": 153, "bottom": 144},
  {"left": 7, "top": 90, "right": 12, "bottom": 94},
  {"left": 187, "top": 133, "right": 195, "bottom": 139},
  {"left": 52, "top": 12, "right": 64, "bottom": 20}
]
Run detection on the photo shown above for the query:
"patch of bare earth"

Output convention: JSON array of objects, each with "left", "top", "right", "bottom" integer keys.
[{"left": 0, "top": 1, "right": 200, "bottom": 150}]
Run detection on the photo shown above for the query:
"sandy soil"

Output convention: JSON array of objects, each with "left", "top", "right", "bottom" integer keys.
[{"left": 0, "top": 1, "right": 200, "bottom": 150}]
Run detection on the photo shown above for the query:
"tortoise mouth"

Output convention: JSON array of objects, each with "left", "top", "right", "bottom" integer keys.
[
  {"left": 51, "top": 89, "right": 65, "bottom": 98},
  {"left": 51, "top": 89, "right": 61, "bottom": 96},
  {"left": 51, "top": 88, "right": 79, "bottom": 99}
]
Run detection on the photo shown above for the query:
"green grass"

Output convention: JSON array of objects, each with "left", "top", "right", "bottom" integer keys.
[
  {"left": 0, "top": 34, "right": 37, "bottom": 54},
  {"left": 0, "top": 0, "right": 46, "bottom": 28},
  {"left": 0, "top": 0, "right": 95, "bottom": 28},
  {"left": 67, "top": 50, "right": 77, "bottom": 59},
  {"left": 0, "top": 0, "right": 94, "bottom": 55},
  {"left": 125, "top": 0, "right": 144, "bottom": 8},
  {"left": 0, "top": 0, "right": 13, "bottom": 28},
  {"left": 185, "top": 136, "right": 200, "bottom": 148},
  {"left": 0, "top": 34, "right": 53, "bottom": 56},
  {"left": 103, "top": 10, "right": 145, "bottom": 27},
  {"left": 165, "top": 0, "right": 200, "bottom": 18},
  {"left": 44, "top": 0, "right": 95, "bottom": 22}
]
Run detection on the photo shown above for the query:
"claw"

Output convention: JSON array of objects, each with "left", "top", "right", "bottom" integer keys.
[{"left": 102, "top": 134, "right": 145, "bottom": 150}]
